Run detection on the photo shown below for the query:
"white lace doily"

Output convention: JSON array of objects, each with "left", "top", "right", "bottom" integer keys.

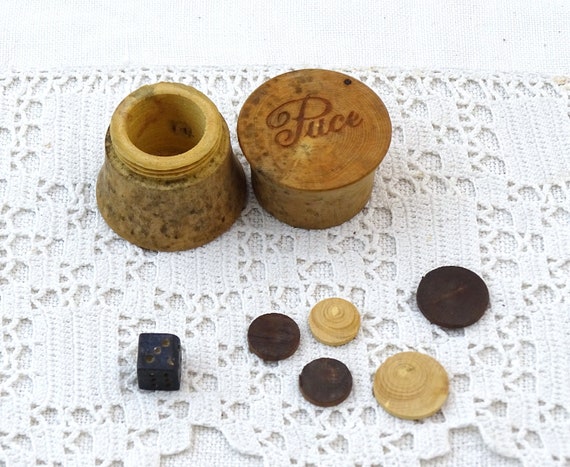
[{"left": 0, "top": 67, "right": 569, "bottom": 466}]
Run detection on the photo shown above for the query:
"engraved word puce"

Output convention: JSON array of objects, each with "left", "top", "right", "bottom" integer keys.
[{"left": 265, "top": 95, "right": 363, "bottom": 147}]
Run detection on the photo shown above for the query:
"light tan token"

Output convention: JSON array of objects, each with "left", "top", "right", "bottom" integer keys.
[
  {"left": 373, "top": 352, "right": 449, "bottom": 420},
  {"left": 308, "top": 298, "right": 361, "bottom": 346}
]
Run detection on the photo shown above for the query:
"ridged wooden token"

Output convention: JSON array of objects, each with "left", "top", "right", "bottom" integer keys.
[
  {"left": 373, "top": 352, "right": 449, "bottom": 420},
  {"left": 308, "top": 298, "right": 361, "bottom": 346}
]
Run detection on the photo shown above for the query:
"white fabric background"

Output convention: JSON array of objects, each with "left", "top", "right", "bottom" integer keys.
[
  {"left": 0, "top": 2, "right": 569, "bottom": 467},
  {"left": 1, "top": 0, "right": 569, "bottom": 73},
  {"left": 2, "top": 65, "right": 569, "bottom": 467}
]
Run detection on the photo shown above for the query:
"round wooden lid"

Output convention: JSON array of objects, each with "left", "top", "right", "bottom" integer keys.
[
  {"left": 308, "top": 297, "right": 361, "bottom": 346},
  {"left": 373, "top": 352, "right": 449, "bottom": 420},
  {"left": 237, "top": 69, "right": 392, "bottom": 191}
]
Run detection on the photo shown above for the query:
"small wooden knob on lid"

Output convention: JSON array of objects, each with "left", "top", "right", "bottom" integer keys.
[
  {"left": 237, "top": 69, "right": 392, "bottom": 229},
  {"left": 308, "top": 298, "right": 361, "bottom": 346},
  {"left": 373, "top": 352, "right": 449, "bottom": 420}
]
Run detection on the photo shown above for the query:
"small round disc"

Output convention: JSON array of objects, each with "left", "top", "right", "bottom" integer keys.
[
  {"left": 373, "top": 352, "right": 449, "bottom": 420},
  {"left": 308, "top": 298, "right": 361, "bottom": 346},
  {"left": 299, "top": 358, "right": 352, "bottom": 407},
  {"left": 416, "top": 266, "right": 489, "bottom": 328},
  {"left": 247, "top": 313, "right": 300, "bottom": 361}
]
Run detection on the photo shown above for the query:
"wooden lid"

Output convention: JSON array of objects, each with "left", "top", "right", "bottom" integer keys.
[
  {"left": 373, "top": 352, "right": 449, "bottom": 420},
  {"left": 308, "top": 297, "right": 361, "bottom": 346},
  {"left": 237, "top": 69, "right": 391, "bottom": 191}
]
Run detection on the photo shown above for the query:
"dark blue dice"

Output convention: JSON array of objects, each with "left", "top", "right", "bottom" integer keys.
[{"left": 137, "top": 333, "right": 181, "bottom": 391}]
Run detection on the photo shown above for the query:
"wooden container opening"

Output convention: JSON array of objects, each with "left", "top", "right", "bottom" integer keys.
[
  {"left": 126, "top": 94, "right": 206, "bottom": 157},
  {"left": 98, "top": 82, "right": 247, "bottom": 251}
]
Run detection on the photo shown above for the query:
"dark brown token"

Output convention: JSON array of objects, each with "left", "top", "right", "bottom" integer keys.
[
  {"left": 299, "top": 358, "right": 352, "bottom": 407},
  {"left": 416, "top": 266, "right": 489, "bottom": 328},
  {"left": 247, "top": 313, "right": 300, "bottom": 361}
]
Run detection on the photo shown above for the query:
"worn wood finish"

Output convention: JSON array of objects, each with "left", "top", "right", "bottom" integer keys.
[
  {"left": 416, "top": 266, "right": 490, "bottom": 328},
  {"left": 96, "top": 82, "right": 246, "bottom": 251},
  {"left": 373, "top": 352, "right": 449, "bottom": 420},
  {"left": 247, "top": 313, "right": 300, "bottom": 361},
  {"left": 299, "top": 358, "right": 353, "bottom": 407},
  {"left": 308, "top": 297, "right": 361, "bottom": 346},
  {"left": 237, "top": 69, "right": 392, "bottom": 229}
]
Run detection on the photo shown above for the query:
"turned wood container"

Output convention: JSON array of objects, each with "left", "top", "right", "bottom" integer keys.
[
  {"left": 96, "top": 82, "right": 246, "bottom": 251},
  {"left": 237, "top": 69, "right": 391, "bottom": 229}
]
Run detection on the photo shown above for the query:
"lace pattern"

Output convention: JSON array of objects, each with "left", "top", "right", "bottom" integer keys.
[{"left": 0, "top": 67, "right": 569, "bottom": 466}]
